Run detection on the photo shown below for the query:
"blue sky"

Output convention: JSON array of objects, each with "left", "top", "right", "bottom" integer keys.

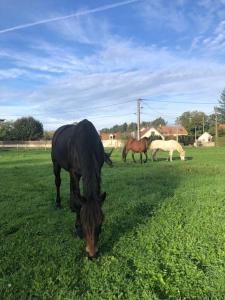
[{"left": 1, "top": 0, "right": 225, "bottom": 130}]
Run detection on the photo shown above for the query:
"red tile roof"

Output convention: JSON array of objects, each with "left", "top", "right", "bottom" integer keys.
[{"left": 158, "top": 126, "right": 188, "bottom": 136}]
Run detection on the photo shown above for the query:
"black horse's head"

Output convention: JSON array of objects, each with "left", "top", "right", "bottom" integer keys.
[{"left": 78, "top": 192, "right": 106, "bottom": 258}]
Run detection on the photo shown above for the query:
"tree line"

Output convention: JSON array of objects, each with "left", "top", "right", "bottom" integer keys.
[
  {"left": 100, "top": 117, "right": 166, "bottom": 133},
  {"left": 0, "top": 117, "right": 44, "bottom": 141},
  {"left": 1, "top": 89, "right": 225, "bottom": 141}
]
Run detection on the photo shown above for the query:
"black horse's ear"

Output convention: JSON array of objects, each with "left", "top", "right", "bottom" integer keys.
[{"left": 100, "top": 192, "right": 106, "bottom": 204}]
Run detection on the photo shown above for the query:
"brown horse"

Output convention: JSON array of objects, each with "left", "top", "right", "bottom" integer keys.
[{"left": 122, "top": 137, "right": 150, "bottom": 163}]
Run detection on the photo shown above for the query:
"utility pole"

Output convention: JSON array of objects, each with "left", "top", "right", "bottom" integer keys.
[
  {"left": 215, "top": 107, "right": 218, "bottom": 146},
  {"left": 137, "top": 98, "right": 141, "bottom": 140},
  {"left": 203, "top": 115, "right": 205, "bottom": 133},
  {"left": 195, "top": 125, "right": 197, "bottom": 147}
]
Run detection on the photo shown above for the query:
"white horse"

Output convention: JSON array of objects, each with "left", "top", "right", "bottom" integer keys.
[{"left": 150, "top": 140, "right": 185, "bottom": 162}]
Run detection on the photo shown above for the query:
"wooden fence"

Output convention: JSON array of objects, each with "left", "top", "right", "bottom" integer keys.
[{"left": 0, "top": 141, "right": 52, "bottom": 149}]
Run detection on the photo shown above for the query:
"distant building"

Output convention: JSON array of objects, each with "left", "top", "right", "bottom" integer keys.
[
  {"left": 138, "top": 125, "right": 188, "bottom": 140},
  {"left": 140, "top": 127, "right": 164, "bottom": 139},
  {"left": 100, "top": 125, "right": 188, "bottom": 147},
  {"left": 100, "top": 132, "right": 124, "bottom": 148},
  {"left": 198, "top": 132, "right": 213, "bottom": 143},
  {"left": 196, "top": 132, "right": 214, "bottom": 147},
  {"left": 158, "top": 125, "right": 188, "bottom": 140}
]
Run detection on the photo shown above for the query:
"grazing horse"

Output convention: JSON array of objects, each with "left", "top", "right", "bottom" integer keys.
[
  {"left": 51, "top": 119, "right": 112, "bottom": 258},
  {"left": 122, "top": 137, "right": 150, "bottom": 163},
  {"left": 150, "top": 139, "right": 185, "bottom": 162}
]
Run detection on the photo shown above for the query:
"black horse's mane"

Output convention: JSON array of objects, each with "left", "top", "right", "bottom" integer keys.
[
  {"left": 73, "top": 121, "right": 104, "bottom": 232},
  {"left": 74, "top": 121, "right": 103, "bottom": 201}
]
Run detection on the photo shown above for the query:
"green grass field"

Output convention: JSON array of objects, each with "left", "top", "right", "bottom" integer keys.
[{"left": 0, "top": 147, "right": 225, "bottom": 299}]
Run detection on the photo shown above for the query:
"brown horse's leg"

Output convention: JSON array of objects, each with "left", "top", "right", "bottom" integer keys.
[
  {"left": 144, "top": 151, "right": 148, "bottom": 163},
  {"left": 140, "top": 153, "right": 143, "bottom": 164},
  {"left": 69, "top": 171, "right": 83, "bottom": 238},
  {"left": 124, "top": 149, "right": 128, "bottom": 162},
  {"left": 53, "top": 162, "right": 61, "bottom": 208},
  {"left": 132, "top": 152, "right": 136, "bottom": 163},
  {"left": 122, "top": 146, "right": 127, "bottom": 162}
]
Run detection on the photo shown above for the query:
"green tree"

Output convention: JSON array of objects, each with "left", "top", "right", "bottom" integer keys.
[
  {"left": 151, "top": 117, "right": 166, "bottom": 127},
  {"left": 216, "top": 88, "right": 225, "bottom": 123},
  {"left": 176, "top": 111, "right": 207, "bottom": 136},
  {"left": 43, "top": 130, "right": 55, "bottom": 140},
  {"left": 207, "top": 113, "right": 216, "bottom": 136},
  {"left": 0, "top": 121, "right": 15, "bottom": 141},
  {"left": 13, "top": 117, "right": 44, "bottom": 140}
]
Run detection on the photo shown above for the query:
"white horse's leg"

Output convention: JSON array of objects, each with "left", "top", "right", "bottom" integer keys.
[
  {"left": 169, "top": 150, "right": 173, "bottom": 162},
  {"left": 152, "top": 149, "right": 158, "bottom": 161}
]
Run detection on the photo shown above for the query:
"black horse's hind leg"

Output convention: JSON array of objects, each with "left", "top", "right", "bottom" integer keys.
[
  {"left": 132, "top": 152, "right": 136, "bottom": 163},
  {"left": 53, "top": 162, "right": 61, "bottom": 208},
  {"left": 144, "top": 151, "right": 148, "bottom": 163},
  {"left": 69, "top": 171, "right": 83, "bottom": 239}
]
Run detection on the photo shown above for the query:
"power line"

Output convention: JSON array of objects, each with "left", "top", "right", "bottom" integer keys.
[
  {"left": 142, "top": 98, "right": 218, "bottom": 105},
  {"left": 0, "top": 99, "right": 136, "bottom": 118}
]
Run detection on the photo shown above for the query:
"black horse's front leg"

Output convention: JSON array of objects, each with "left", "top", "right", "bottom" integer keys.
[
  {"left": 132, "top": 152, "right": 136, "bottom": 163},
  {"left": 53, "top": 162, "right": 62, "bottom": 208},
  {"left": 69, "top": 171, "right": 83, "bottom": 239}
]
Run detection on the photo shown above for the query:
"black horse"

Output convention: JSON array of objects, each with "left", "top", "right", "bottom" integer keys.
[{"left": 51, "top": 119, "right": 112, "bottom": 258}]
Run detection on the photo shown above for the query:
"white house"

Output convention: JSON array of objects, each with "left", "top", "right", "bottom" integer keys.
[
  {"left": 197, "top": 132, "right": 214, "bottom": 147},
  {"left": 198, "top": 132, "right": 212, "bottom": 143},
  {"left": 140, "top": 127, "right": 164, "bottom": 139}
]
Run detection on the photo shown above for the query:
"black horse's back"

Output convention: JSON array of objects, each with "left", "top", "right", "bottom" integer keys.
[
  {"left": 51, "top": 119, "right": 104, "bottom": 173},
  {"left": 51, "top": 124, "right": 75, "bottom": 171}
]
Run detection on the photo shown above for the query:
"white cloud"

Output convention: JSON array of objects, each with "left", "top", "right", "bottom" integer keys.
[
  {"left": 1, "top": 4, "right": 225, "bottom": 130},
  {"left": 193, "top": 20, "right": 225, "bottom": 52},
  {"left": 138, "top": 0, "right": 189, "bottom": 32}
]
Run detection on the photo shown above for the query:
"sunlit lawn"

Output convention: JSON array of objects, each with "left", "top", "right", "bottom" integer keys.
[{"left": 0, "top": 147, "right": 225, "bottom": 299}]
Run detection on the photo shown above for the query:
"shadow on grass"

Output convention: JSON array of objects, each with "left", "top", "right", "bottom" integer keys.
[
  {"left": 150, "top": 156, "right": 193, "bottom": 162},
  {"left": 0, "top": 158, "right": 181, "bottom": 258},
  {"left": 100, "top": 164, "right": 181, "bottom": 254}
]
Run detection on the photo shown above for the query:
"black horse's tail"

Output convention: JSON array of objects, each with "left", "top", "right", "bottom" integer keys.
[{"left": 104, "top": 151, "right": 113, "bottom": 167}]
